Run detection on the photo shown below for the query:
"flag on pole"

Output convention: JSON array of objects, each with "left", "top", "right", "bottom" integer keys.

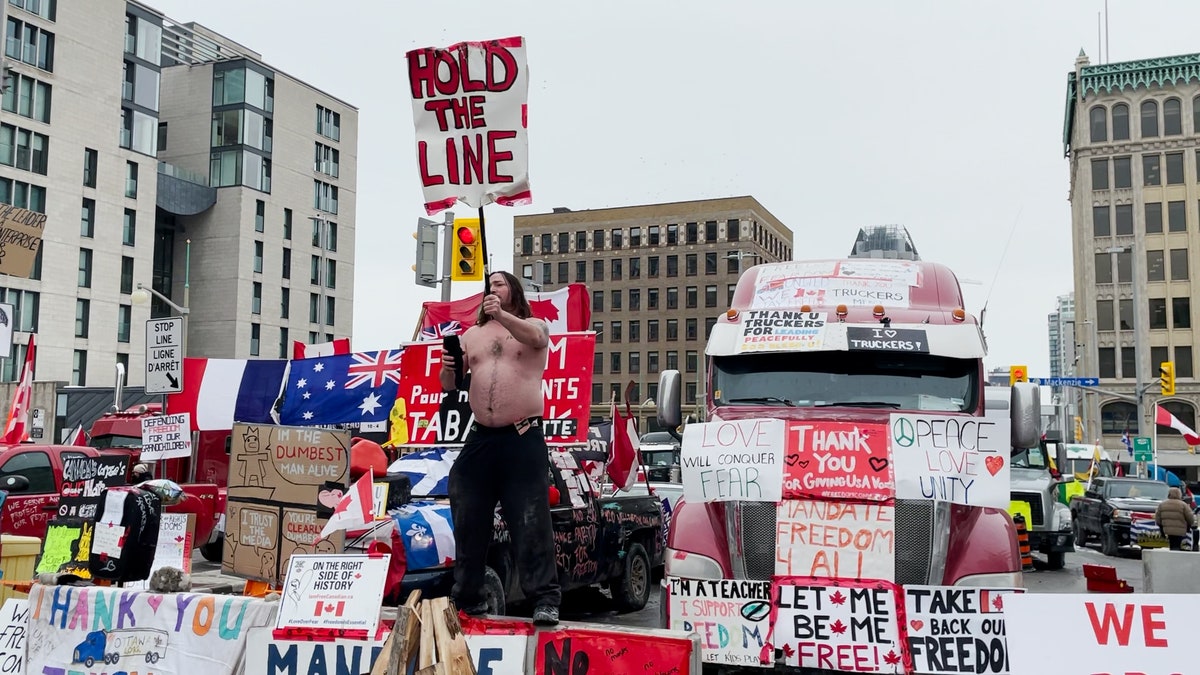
[
  {"left": 1156, "top": 404, "right": 1200, "bottom": 444},
  {"left": 1121, "top": 430, "right": 1133, "bottom": 455},
  {"left": 320, "top": 469, "right": 375, "bottom": 540},
  {"left": 65, "top": 423, "right": 88, "bottom": 446},
  {"left": 607, "top": 395, "right": 640, "bottom": 491},
  {"left": 1, "top": 335, "right": 35, "bottom": 445},
  {"left": 292, "top": 337, "right": 351, "bottom": 360}
]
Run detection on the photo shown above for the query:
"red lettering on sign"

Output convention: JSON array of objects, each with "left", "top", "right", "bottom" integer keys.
[{"left": 1086, "top": 602, "right": 1169, "bottom": 648}]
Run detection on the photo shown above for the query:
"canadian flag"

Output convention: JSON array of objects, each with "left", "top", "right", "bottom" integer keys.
[
  {"left": 320, "top": 469, "right": 375, "bottom": 540},
  {"left": 292, "top": 338, "right": 351, "bottom": 360},
  {"left": 1, "top": 335, "right": 35, "bottom": 445},
  {"left": 607, "top": 396, "right": 641, "bottom": 491},
  {"left": 1156, "top": 404, "right": 1200, "bottom": 445},
  {"left": 420, "top": 283, "right": 591, "bottom": 334},
  {"left": 314, "top": 601, "right": 346, "bottom": 617}
]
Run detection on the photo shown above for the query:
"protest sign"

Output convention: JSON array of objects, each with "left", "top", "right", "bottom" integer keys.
[
  {"left": 904, "top": 586, "right": 1022, "bottom": 675},
  {"left": 276, "top": 554, "right": 389, "bottom": 632},
  {"left": 58, "top": 455, "right": 128, "bottom": 520},
  {"left": 737, "top": 310, "right": 826, "bottom": 352},
  {"left": 1004, "top": 593, "right": 1185, "bottom": 675},
  {"left": 25, "top": 583, "right": 277, "bottom": 675},
  {"left": 784, "top": 421, "right": 892, "bottom": 501},
  {"left": 534, "top": 625, "right": 696, "bottom": 675},
  {"left": 223, "top": 424, "right": 348, "bottom": 584},
  {"left": 667, "top": 576, "right": 772, "bottom": 668},
  {"left": 681, "top": 418, "right": 785, "bottom": 502},
  {"left": 0, "top": 599, "right": 27, "bottom": 675},
  {"left": 140, "top": 413, "right": 193, "bottom": 460},
  {"left": 0, "top": 204, "right": 45, "bottom": 279},
  {"left": 406, "top": 36, "right": 531, "bottom": 214},
  {"left": 752, "top": 276, "right": 912, "bottom": 310},
  {"left": 771, "top": 578, "right": 907, "bottom": 673},
  {"left": 398, "top": 334, "right": 594, "bottom": 445},
  {"left": 244, "top": 626, "right": 385, "bottom": 675},
  {"left": 462, "top": 616, "right": 535, "bottom": 675},
  {"left": 34, "top": 520, "right": 92, "bottom": 578},
  {"left": 890, "top": 414, "right": 1010, "bottom": 509},
  {"left": 775, "top": 500, "right": 895, "bottom": 580},
  {"left": 124, "top": 514, "right": 195, "bottom": 591}
]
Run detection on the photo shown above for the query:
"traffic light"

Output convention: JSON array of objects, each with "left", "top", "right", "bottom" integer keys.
[
  {"left": 450, "top": 218, "right": 483, "bottom": 282},
  {"left": 412, "top": 217, "right": 439, "bottom": 289},
  {"left": 1009, "top": 365, "right": 1028, "bottom": 387},
  {"left": 1161, "top": 361, "right": 1176, "bottom": 396}
]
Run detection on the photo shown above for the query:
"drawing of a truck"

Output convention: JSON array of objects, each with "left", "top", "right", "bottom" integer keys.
[{"left": 73, "top": 628, "right": 169, "bottom": 667}]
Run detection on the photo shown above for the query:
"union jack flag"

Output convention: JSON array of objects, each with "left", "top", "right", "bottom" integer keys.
[
  {"left": 419, "top": 320, "right": 462, "bottom": 342},
  {"left": 345, "top": 350, "right": 404, "bottom": 389}
]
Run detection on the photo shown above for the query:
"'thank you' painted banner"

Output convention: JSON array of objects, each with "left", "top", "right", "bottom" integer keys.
[
  {"left": 889, "top": 413, "right": 1010, "bottom": 509},
  {"left": 784, "top": 421, "right": 893, "bottom": 502},
  {"left": 681, "top": 419, "right": 785, "bottom": 503}
]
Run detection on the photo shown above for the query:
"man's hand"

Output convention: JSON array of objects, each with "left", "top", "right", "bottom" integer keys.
[
  {"left": 440, "top": 352, "right": 456, "bottom": 370},
  {"left": 482, "top": 294, "right": 503, "bottom": 319}
]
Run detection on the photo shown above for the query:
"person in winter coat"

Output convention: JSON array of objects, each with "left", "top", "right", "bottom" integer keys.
[{"left": 1154, "top": 487, "right": 1196, "bottom": 550}]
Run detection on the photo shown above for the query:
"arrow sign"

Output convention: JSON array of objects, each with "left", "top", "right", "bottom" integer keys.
[
  {"left": 1030, "top": 377, "right": 1100, "bottom": 387},
  {"left": 145, "top": 317, "right": 184, "bottom": 394}
]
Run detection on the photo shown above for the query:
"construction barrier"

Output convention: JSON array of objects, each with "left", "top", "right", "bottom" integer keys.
[
  {"left": 1143, "top": 548, "right": 1200, "bottom": 593},
  {"left": 1013, "top": 514, "right": 1034, "bottom": 570}
]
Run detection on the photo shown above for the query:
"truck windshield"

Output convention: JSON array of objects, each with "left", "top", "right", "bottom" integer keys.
[
  {"left": 90, "top": 435, "right": 142, "bottom": 449},
  {"left": 1105, "top": 480, "right": 1169, "bottom": 500},
  {"left": 712, "top": 351, "right": 977, "bottom": 412},
  {"left": 1012, "top": 446, "right": 1048, "bottom": 469}
]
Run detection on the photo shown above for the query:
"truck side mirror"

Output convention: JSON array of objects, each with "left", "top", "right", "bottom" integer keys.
[
  {"left": 1055, "top": 443, "right": 1070, "bottom": 482},
  {"left": 0, "top": 475, "right": 29, "bottom": 493},
  {"left": 657, "top": 370, "right": 682, "bottom": 439},
  {"left": 1009, "top": 382, "right": 1041, "bottom": 449}
]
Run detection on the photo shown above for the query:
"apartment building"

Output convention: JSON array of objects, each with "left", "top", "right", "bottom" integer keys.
[{"left": 512, "top": 196, "right": 793, "bottom": 427}]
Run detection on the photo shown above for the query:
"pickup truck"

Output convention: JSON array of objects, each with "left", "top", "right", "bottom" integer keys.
[
  {"left": 1070, "top": 476, "right": 1171, "bottom": 556},
  {"left": 382, "top": 446, "right": 666, "bottom": 616},
  {"left": 0, "top": 444, "right": 220, "bottom": 548}
]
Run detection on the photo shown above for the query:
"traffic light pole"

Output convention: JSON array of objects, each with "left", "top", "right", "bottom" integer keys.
[{"left": 440, "top": 210, "right": 455, "bottom": 302}]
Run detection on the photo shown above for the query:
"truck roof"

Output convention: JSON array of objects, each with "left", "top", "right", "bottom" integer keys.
[{"left": 709, "top": 258, "right": 986, "bottom": 358}]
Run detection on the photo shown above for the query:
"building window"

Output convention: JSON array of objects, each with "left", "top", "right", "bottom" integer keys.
[
  {"left": 575, "top": 260, "right": 586, "bottom": 283},
  {"left": 1164, "top": 98, "right": 1183, "bottom": 135},
  {"left": 123, "top": 208, "right": 136, "bottom": 246},
  {"left": 1113, "top": 156, "right": 1131, "bottom": 187},
  {"left": 630, "top": 289, "right": 640, "bottom": 311},
  {"left": 1174, "top": 297, "right": 1191, "bottom": 329},
  {"left": 667, "top": 255, "right": 678, "bottom": 277},
  {"left": 1171, "top": 249, "right": 1189, "bottom": 281},
  {"left": 77, "top": 248, "right": 92, "bottom": 288},
  {"left": 316, "top": 105, "right": 340, "bottom": 141},
  {"left": 649, "top": 225, "right": 660, "bottom": 246},
  {"left": 686, "top": 286, "right": 697, "bottom": 309},
  {"left": 592, "top": 321, "right": 603, "bottom": 343},
  {"left": 705, "top": 252, "right": 717, "bottom": 275},
  {"left": 1092, "top": 205, "right": 1110, "bottom": 237},
  {"left": 252, "top": 282, "right": 262, "bottom": 314},
  {"left": 592, "top": 291, "right": 603, "bottom": 312},
  {"left": 686, "top": 318, "right": 697, "bottom": 340},
  {"left": 1177, "top": 346, "right": 1194, "bottom": 378},
  {"left": 1095, "top": 253, "right": 1112, "bottom": 284},
  {"left": 1100, "top": 400, "right": 1135, "bottom": 433},
  {"left": 629, "top": 257, "right": 640, "bottom": 280},
  {"left": 611, "top": 289, "right": 621, "bottom": 311},
  {"left": 1147, "top": 250, "right": 1165, "bottom": 281},
  {"left": 1141, "top": 100, "right": 1159, "bottom": 138},
  {"left": 667, "top": 288, "right": 678, "bottom": 310},
  {"left": 282, "top": 247, "right": 291, "bottom": 279},
  {"left": 6, "top": 17, "right": 54, "bottom": 71},
  {"left": 541, "top": 263, "right": 551, "bottom": 285},
  {"left": 310, "top": 255, "right": 321, "bottom": 285},
  {"left": 1114, "top": 204, "right": 1133, "bottom": 235},
  {"left": 706, "top": 316, "right": 717, "bottom": 338},
  {"left": 686, "top": 222, "right": 698, "bottom": 244},
  {"left": 648, "top": 351, "right": 659, "bottom": 373},
  {"left": 1089, "top": 105, "right": 1107, "bottom": 142},
  {"left": 1091, "top": 159, "right": 1108, "bottom": 190},
  {"left": 309, "top": 293, "right": 319, "bottom": 323},
  {"left": 255, "top": 199, "right": 265, "bottom": 232},
  {"left": 1144, "top": 154, "right": 1160, "bottom": 186},
  {"left": 629, "top": 320, "right": 640, "bottom": 341},
  {"left": 686, "top": 350, "right": 698, "bottom": 373},
  {"left": 1153, "top": 346, "right": 1169, "bottom": 374},
  {"left": 117, "top": 304, "right": 131, "bottom": 343},
  {"left": 1096, "top": 300, "right": 1114, "bottom": 331},
  {"left": 686, "top": 254, "right": 697, "bottom": 276},
  {"left": 573, "top": 230, "right": 586, "bottom": 251},
  {"left": 314, "top": 143, "right": 339, "bottom": 177},
  {"left": 250, "top": 323, "right": 260, "bottom": 356},
  {"left": 705, "top": 285, "right": 717, "bottom": 307},
  {"left": 1149, "top": 298, "right": 1167, "bottom": 329},
  {"left": 706, "top": 221, "right": 717, "bottom": 241},
  {"left": 79, "top": 198, "right": 94, "bottom": 237},
  {"left": 592, "top": 258, "right": 603, "bottom": 282},
  {"left": 1, "top": 72, "right": 51, "bottom": 123},
  {"left": 278, "top": 326, "right": 289, "bottom": 358},
  {"left": 1146, "top": 203, "right": 1162, "bottom": 234},
  {"left": 648, "top": 319, "right": 659, "bottom": 341},
  {"left": 667, "top": 224, "right": 678, "bottom": 245},
  {"left": 728, "top": 283, "right": 737, "bottom": 305},
  {"left": 593, "top": 229, "right": 604, "bottom": 251},
  {"left": 666, "top": 350, "right": 678, "bottom": 371},
  {"left": 521, "top": 234, "right": 533, "bottom": 255},
  {"left": 611, "top": 229, "right": 623, "bottom": 249},
  {"left": 71, "top": 349, "right": 86, "bottom": 386},
  {"left": 667, "top": 319, "right": 678, "bottom": 341},
  {"left": 325, "top": 296, "right": 335, "bottom": 325},
  {"left": 1112, "top": 103, "right": 1129, "bottom": 140},
  {"left": 557, "top": 261, "right": 568, "bottom": 283},
  {"left": 125, "top": 160, "right": 138, "bottom": 198},
  {"left": 1168, "top": 200, "right": 1186, "bottom": 232},
  {"left": 540, "top": 233, "right": 551, "bottom": 252},
  {"left": 82, "top": 147, "right": 96, "bottom": 187},
  {"left": 611, "top": 258, "right": 622, "bottom": 281},
  {"left": 0, "top": 124, "right": 47, "bottom": 175},
  {"left": 249, "top": 240, "right": 261, "bottom": 273},
  {"left": 629, "top": 352, "right": 640, "bottom": 374},
  {"left": 313, "top": 180, "right": 338, "bottom": 214},
  {"left": 629, "top": 227, "right": 641, "bottom": 247},
  {"left": 593, "top": 351, "right": 602, "bottom": 374},
  {"left": 727, "top": 219, "right": 740, "bottom": 241},
  {"left": 648, "top": 289, "right": 659, "bottom": 310},
  {"left": 1166, "top": 152, "right": 1185, "bottom": 185},
  {"left": 120, "top": 256, "right": 134, "bottom": 294},
  {"left": 648, "top": 256, "right": 659, "bottom": 278},
  {"left": 610, "top": 352, "right": 621, "bottom": 374},
  {"left": 74, "top": 299, "right": 88, "bottom": 337},
  {"left": 556, "top": 232, "right": 569, "bottom": 253},
  {"left": 1118, "top": 299, "right": 1133, "bottom": 329}
]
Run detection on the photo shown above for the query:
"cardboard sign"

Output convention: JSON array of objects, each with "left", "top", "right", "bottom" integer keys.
[
  {"left": 681, "top": 418, "right": 785, "bottom": 502},
  {"left": 276, "top": 554, "right": 389, "bottom": 631},
  {"left": 25, "top": 584, "right": 277, "bottom": 675},
  {"left": 904, "top": 586, "right": 1022, "bottom": 675},
  {"left": 890, "top": 414, "right": 1011, "bottom": 509},
  {"left": 0, "top": 204, "right": 45, "bottom": 279},
  {"left": 0, "top": 599, "right": 28, "bottom": 675},
  {"left": 1004, "top": 594, "right": 1187, "bottom": 675},
  {"left": 34, "top": 520, "right": 92, "bottom": 578},
  {"left": 534, "top": 626, "right": 694, "bottom": 674},
  {"left": 775, "top": 500, "right": 895, "bottom": 580},
  {"left": 771, "top": 578, "right": 907, "bottom": 673},
  {"left": 140, "top": 413, "right": 193, "bottom": 460},
  {"left": 397, "top": 334, "right": 594, "bottom": 445},
  {"left": 667, "top": 576, "right": 772, "bottom": 668},
  {"left": 58, "top": 455, "right": 128, "bottom": 520},
  {"left": 737, "top": 310, "right": 826, "bottom": 352},
  {"left": 124, "top": 514, "right": 195, "bottom": 591},
  {"left": 784, "top": 421, "right": 893, "bottom": 502},
  {"left": 223, "top": 424, "right": 349, "bottom": 584},
  {"left": 244, "top": 627, "right": 386, "bottom": 675},
  {"left": 406, "top": 36, "right": 532, "bottom": 214}
]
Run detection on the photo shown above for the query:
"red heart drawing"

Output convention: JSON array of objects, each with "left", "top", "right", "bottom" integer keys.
[
  {"left": 910, "top": 620, "right": 924, "bottom": 632},
  {"left": 318, "top": 488, "right": 345, "bottom": 509},
  {"left": 784, "top": 454, "right": 800, "bottom": 467},
  {"left": 796, "top": 460, "right": 810, "bottom": 469},
  {"left": 868, "top": 457, "right": 889, "bottom": 472},
  {"left": 985, "top": 455, "right": 1005, "bottom": 476},
  {"left": 355, "top": 573, "right": 362, "bottom": 579}
]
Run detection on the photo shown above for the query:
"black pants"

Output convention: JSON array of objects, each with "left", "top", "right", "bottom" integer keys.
[
  {"left": 1169, "top": 534, "right": 1185, "bottom": 550},
  {"left": 449, "top": 419, "right": 561, "bottom": 610}
]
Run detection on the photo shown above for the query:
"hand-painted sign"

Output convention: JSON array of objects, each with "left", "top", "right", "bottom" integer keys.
[
  {"left": 34, "top": 520, "right": 93, "bottom": 578},
  {"left": 140, "top": 413, "right": 193, "bottom": 460},
  {"left": 58, "top": 455, "right": 128, "bottom": 520},
  {"left": 1004, "top": 594, "right": 1186, "bottom": 675},
  {"left": 904, "top": 586, "right": 1022, "bottom": 675},
  {"left": 846, "top": 327, "right": 929, "bottom": 353},
  {"left": 737, "top": 311, "right": 826, "bottom": 352},
  {"left": 124, "top": 514, "right": 195, "bottom": 591},
  {"left": 462, "top": 615, "right": 535, "bottom": 675},
  {"left": 0, "top": 599, "right": 27, "bottom": 675},
  {"left": 890, "top": 414, "right": 1010, "bottom": 509},
  {"left": 534, "top": 625, "right": 695, "bottom": 674},
  {"left": 244, "top": 627, "right": 385, "bottom": 675},
  {"left": 771, "top": 578, "right": 907, "bottom": 673},
  {"left": 784, "top": 421, "right": 893, "bottom": 501},
  {"left": 681, "top": 418, "right": 785, "bottom": 502},
  {"left": 753, "top": 276, "right": 911, "bottom": 310},
  {"left": 406, "top": 37, "right": 532, "bottom": 214},
  {"left": 0, "top": 204, "right": 46, "bottom": 279},
  {"left": 667, "top": 576, "right": 771, "bottom": 668},
  {"left": 775, "top": 499, "right": 895, "bottom": 580},
  {"left": 397, "top": 334, "right": 594, "bottom": 445},
  {"left": 276, "top": 554, "right": 389, "bottom": 632}
]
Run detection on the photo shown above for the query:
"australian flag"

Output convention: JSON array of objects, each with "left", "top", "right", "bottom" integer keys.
[
  {"left": 419, "top": 320, "right": 462, "bottom": 342},
  {"left": 278, "top": 349, "right": 404, "bottom": 425}
]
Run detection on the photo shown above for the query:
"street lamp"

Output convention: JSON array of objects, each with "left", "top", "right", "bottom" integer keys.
[
  {"left": 726, "top": 250, "right": 763, "bottom": 275},
  {"left": 131, "top": 281, "right": 190, "bottom": 370},
  {"left": 522, "top": 260, "right": 546, "bottom": 292}
]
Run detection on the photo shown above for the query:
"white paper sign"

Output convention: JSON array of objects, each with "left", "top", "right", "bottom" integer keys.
[
  {"left": 775, "top": 500, "right": 895, "bottom": 581},
  {"left": 244, "top": 627, "right": 386, "bottom": 674},
  {"left": 737, "top": 310, "right": 826, "bottom": 352},
  {"left": 0, "top": 598, "right": 28, "bottom": 675},
  {"left": 667, "top": 577, "right": 771, "bottom": 668},
  {"left": 772, "top": 581, "right": 905, "bottom": 672},
  {"left": 406, "top": 37, "right": 532, "bottom": 214},
  {"left": 890, "top": 413, "right": 1011, "bottom": 509},
  {"left": 140, "top": 413, "right": 193, "bottom": 460},
  {"left": 1004, "top": 594, "right": 1186, "bottom": 674},
  {"left": 467, "top": 633, "right": 530, "bottom": 675},
  {"left": 91, "top": 522, "right": 125, "bottom": 559},
  {"left": 681, "top": 419, "right": 785, "bottom": 503},
  {"left": 904, "top": 586, "right": 1022, "bottom": 675},
  {"left": 276, "top": 554, "right": 389, "bottom": 631}
]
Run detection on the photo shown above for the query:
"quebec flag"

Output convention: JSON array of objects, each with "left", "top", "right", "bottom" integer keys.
[
  {"left": 387, "top": 447, "right": 459, "bottom": 497},
  {"left": 394, "top": 501, "right": 456, "bottom": 570}
]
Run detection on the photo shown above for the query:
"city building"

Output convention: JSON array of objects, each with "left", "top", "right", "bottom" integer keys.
[
  {"left": 1064, "top": 50, "right": 1200, "bottom": 472},
  {"left": 1047, "top": 293, "right": 1081, "bottom": 442},
  {"left": 0, "top": 1, "right": 355, "bottom": 440},
  {"left": 512, "top": 196, "right": 793, "bottom": 428}
]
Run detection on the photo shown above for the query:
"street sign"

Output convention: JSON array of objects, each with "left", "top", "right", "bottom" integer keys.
[
  {"left": 1133, "top": 436, "right": 1153, "bottom": 462},
  {"left": 145, "top": 317, "right": 183, "bottom": 394},
  {"left": 1029, "top": 377, "right": 1100, "bottom": 387}
]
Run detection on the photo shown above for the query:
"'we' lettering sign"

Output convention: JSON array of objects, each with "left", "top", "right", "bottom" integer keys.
[
  {"left": 1004, "top": 594, "right": 1184, "bottom": 674},
  {"left": 681, "top": 418, "right": 785, "bottom": 503}
]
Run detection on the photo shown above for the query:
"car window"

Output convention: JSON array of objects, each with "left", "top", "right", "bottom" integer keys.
[{"left": 0, "top": 451, "right": 55, "bottom": 493}]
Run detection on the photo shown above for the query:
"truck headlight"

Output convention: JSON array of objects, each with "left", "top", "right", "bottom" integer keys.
[
  {"left": 664, "top": 548, "right": 723, "bottom": 579},
  {"left": 1112, "top": 509, "right": 1131, "bottom": 521},
  {"left": 1056, "top": 507, "right": 1072, "bottom": 530}
]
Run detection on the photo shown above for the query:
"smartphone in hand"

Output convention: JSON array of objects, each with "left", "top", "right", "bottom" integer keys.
[{"left": 443, "top": 335, "right": 465, "bottom": 389}]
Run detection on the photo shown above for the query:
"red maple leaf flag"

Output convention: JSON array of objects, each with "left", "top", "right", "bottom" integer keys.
[
  {"left": 607, "top": 397, "right": 640, "bottom": 490},
  {"left": 313, "top": 600, "right": 346, "bottom": 617},
  {"left": 979, "top": 589, "right": 1006, "bottom": 613},
  {"left": 1, "top": 334, "right": 35, "bottom": 445},
  {"left": 1156, "top": 404, "right": 1200, "bottom": 445},
  {"left": 320, "top": 469, "right": 374, "bottom": 539}
]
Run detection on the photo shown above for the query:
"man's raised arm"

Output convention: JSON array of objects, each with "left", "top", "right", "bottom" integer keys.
[{"left": 499, "top": 314, "right": 549, "bottom": 349}]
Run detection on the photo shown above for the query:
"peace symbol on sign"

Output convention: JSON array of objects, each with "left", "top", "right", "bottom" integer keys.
[{"left": 892, "top": 417, "right": 916, "bottom": 447}]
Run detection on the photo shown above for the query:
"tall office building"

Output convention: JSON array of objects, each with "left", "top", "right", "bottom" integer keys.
[
  {"left": 1047, "top": 292, "right": 1078, "bottom": 441},
  {"left": 1065, "top": 50, "right": 1200, "bottom": 471},
  {"left": 513, "top": 196, "right": 793, "bottom": 427},
  {"left": 0, "top": 0, "right": 356, "bottom": 389}
]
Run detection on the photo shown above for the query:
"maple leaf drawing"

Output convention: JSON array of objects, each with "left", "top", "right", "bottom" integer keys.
[
  {"left": 829, "top": 590, "right": 846, "bottom": 605},
  {"left": 781, "top": 644, "right": 795, "bottom": 657},
  {"left": 883, "top": 650, "right": 901, "bottom": 665},
  {"left": 993, "top": 595, "right": 1004, "bottom": 611},
  {"left": 830, "top": 619, "right": 847, "bottom": 634}
]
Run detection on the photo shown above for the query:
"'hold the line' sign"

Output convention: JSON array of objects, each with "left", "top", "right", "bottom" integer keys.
[{"left": 682, "top": 418, "right": 785, "bottom": 503}]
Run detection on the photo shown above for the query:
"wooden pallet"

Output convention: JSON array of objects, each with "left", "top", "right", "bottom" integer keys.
[{"left": 371, "top": 591, "right": 476, "bottom": 675}]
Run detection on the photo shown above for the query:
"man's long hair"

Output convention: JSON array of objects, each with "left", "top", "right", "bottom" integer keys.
[{"left": 478, "top": 271, "right": 532, "bottom": 325}]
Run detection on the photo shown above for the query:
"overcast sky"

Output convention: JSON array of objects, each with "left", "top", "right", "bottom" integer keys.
[{"left": 151, "top": 0, "right": 1200, "bottom": 377}]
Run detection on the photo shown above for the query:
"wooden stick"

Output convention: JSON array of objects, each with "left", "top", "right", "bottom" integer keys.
[
  {"left": 374, "top": 590, "right": 422, "bottom": 675},
  {"left": 432, "top": 597, "right": 475, "bottom": 675},
  {"left": 419, "top": 600, "right": 437, "bottom": 669},
  {"left": 401, "top": 590, "right": 424, "bottom": 670}
]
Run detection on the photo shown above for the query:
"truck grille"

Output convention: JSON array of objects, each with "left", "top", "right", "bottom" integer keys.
[
  {"left": 1011, "top": 491, "right": 1045, "bottom": 526},
  {"left": 733, "top": 499, "right": 941, "bottom": 585}
]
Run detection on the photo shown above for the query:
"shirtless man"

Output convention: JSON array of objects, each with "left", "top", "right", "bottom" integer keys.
[{"left": 441, "top": 271, "right": 560, "bottom": 625}]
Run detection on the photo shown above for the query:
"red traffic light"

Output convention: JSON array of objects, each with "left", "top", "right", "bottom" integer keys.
[{"left": 456, "top": 227, "right": 476, "bottom": 245}]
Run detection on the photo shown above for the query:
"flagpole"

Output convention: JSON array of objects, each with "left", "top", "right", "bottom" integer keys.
[
  {"left": 1151, "top": 398, "right": 1158, "bottom": 477},
  {"left": 477, "top": 206, "right": 489, "bottom": 293}
]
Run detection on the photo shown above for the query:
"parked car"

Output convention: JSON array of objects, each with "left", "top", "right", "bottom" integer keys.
[{"left": 1070, "top": 477, "right": 1170, "bottom": 556}]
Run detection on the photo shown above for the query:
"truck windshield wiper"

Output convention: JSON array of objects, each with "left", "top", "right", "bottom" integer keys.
[
  {"left": 725, "top": 396, "right": 796, "bottom": 407},
  {"left": 814, "top": 401, "right": 901, "bottom": 408}
]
